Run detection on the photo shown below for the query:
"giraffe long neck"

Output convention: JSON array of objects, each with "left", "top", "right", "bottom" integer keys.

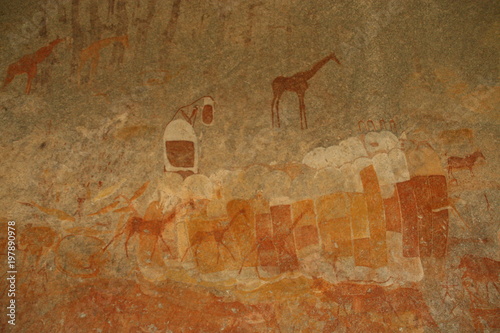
[
  {"left": 300, "top": 55, "right": 333, "bottom": 81},
  {"left": 33, "top": 39, "right": 63, "bottom": 64},
  {"left": 94, "top": 38, "right": 115, "bottom": 51},
  {"left": 96, "top": 36, "right": 127, "bottom": 50}
]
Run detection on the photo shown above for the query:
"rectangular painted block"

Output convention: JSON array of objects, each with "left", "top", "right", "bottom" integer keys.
[
  {"left": 226, "top": 200, "right": 256, "bottom": 269},
  {"left": 316, "top": 193, "right": 353, "bottom": 257},
  {"left": 255, "top": 213, "right": 279, "bottom": 274},
  {"left": 397, "top": 180, "right": 420, "bottom": 258},
  {"left": 412, "top": 176, "right": 433, "bottom": 257},
  {"left": 361, "top": 166, "right": 387, "bottom": 267},
  {"left": 384, "top": 187, "right": 402, "bottom": 233},
  {"left": 291, "top": 200, "right": 319, "bottom": 251},
  {"left": 187, "top": 217, "right": 227, "bottom": 274},
  {"left": 353, "top": 238, "right": 373, "bottom": 268},
  {"left": 270, "top": 205, "right": 299, "bottom": 273},
  {"left": 351, "top": 193, "right": 370, "bottom": 239},
  {"left": 429, "top": 175, "right": 449, "bottom": 258},
  {"left": 360, "top": 164, "right": 382, "bottom": 195}
]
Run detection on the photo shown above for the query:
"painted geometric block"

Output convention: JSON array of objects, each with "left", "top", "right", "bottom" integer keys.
[
  {"left": 186, "top": 217, "right": 228, "bottom": 274},
  {"left": 255, "top": 213, "right": 279, "bottom": 276},
  {"left": 291, "top": 199, "right": 319, "bottom": 252},
  {"left": 429, "top": 175, "right": 449, "bottom": 258},
  {"left": 412, "top": 176, "right": 433, "bottom": 257},
  {"left": 270, "top": 205, "right": 299, "bottom": 273},
  {"left": 353, "top": 237, "right": 373, "bottom": 268},
  {"left": 226, "top": 199, "right": 256, "bottom": 269},
  {"left": 384, "top": 188, "right": 402, "bottom": 233},
  {"left": 316, "top": 193, "right": 353, "bottom": 258},
  {"left": 396, "top": 180, "right": 420, "bottom": 258},
  {"left": 360, "top": 165, "right": 387, "bottom": 267}
]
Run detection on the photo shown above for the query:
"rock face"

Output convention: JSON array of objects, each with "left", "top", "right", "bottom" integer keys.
[{"left": 1, "top": 1, "right": 498, "bottom": 332}]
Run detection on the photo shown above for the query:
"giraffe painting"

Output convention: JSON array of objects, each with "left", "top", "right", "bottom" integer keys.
[
  {"left": 77, "top": 35, "right": 129, "bottom": 85},
  {"left": 3, "top": 38, "right": 65, "bottom": 94},
  {"left": 271, "top": 53, "right": 341, "bottom": 129}
]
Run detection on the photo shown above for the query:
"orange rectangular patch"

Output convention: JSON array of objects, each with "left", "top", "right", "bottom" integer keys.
[
  {"left": 292, "top": 200, "right": 319, "bottom": 251},
  {"left": 226, "top": 200, "right": 256, "bottom": 268},
  {"left": 397, "top": 180, "right": 419, "bottom": 258},
  {"left": 316, "top": 193, "right": 350, "bottom": 256},
  {"left": 412, "top": 176, "right": 433, "bottom": 257},
  {"left": 353, "top": 238, "right": 373, "bottom": 268},
  {"left": 351, "top": 193, "right": 370, "bottom": 239},
  {"left": 255, "top": 213, "right": 279, "bottom": 273},
  {"left": 429, "top": 175, "right": 449, "bottom": 258},
  {"left": 384, "top": 187, "right": 402, "bottom": 233},
  {"left": 361, "top": 166, "right": 387, "bottom": 267},
  {"left": 270, "top": 205, "right": 299, "bottom": 273}
]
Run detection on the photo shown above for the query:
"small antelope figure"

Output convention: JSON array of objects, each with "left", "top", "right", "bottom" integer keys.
[
  {"left": 181, "top": 209, "right": 249, "bottom": 266},
  {"left": 447, "top": 150, "right": 485, "bottom": 178},
  {"left": 3, "top": 38, "right": 65, "bottom": 94}
]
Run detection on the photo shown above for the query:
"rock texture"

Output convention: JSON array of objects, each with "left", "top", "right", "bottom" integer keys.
[{"left": 0, "top": 0, "right": 498, "bottom": 331}]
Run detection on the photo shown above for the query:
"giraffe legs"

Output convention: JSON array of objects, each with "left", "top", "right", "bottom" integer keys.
[
  {"left": 271, "top": 95, "right": 276, "bottom": 128},
  {"left": 298, "top": 91, "right": 307, "bottom": 129},
  {"left": 25, "top": 65, "right": 37, "bottom": 94},
  {"left": 271, "top": 91, "right": 282, "bottom": 128},
  {"left": 275, "top": 98, "right": 281, "bottom": 128}
]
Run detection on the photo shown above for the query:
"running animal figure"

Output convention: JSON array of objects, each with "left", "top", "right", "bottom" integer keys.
[
  {"left": 271, "top": 53, "right": 341, "bottom": 129},
  {"left": 3, "top": 38, "right": 65, "bottom": 94},
  {"left": 447, "top": 150, "right": 485, "bottom": 178}
]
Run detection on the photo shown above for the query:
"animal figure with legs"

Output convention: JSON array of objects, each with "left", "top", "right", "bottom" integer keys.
[
  {"left": 181, "top": 209, "right": 250, "bottom": 267},
  {"left": 96, "top": 181, "right": 192, "bottom": 260},
  {"left": 3, "top": 38, "right": 65, "bottom": 94},
  {"left": 271, "top": 53, "right": 341, "bottom": 129},
  {"left": 77, "top": 35, "right": 129, "bottom": 85},
  {"left": 447, "top": 150, "right": 485, "bottom": 179},
  {"left": 238, "top": 209, "right": 311, "bottom": 279}
]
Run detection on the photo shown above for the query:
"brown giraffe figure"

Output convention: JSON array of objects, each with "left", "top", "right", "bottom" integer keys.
[
  {"left": 77, "top": 35, "right": 129, "bottom": 85},
  {"left": 3, "top": 38, "right": 65, "bottom": 94},
  {"left": 271, "top": 53, "right": 341, "bottom": 129}
]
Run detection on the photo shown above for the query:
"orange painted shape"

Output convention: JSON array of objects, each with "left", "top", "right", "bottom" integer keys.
[
  {"left": 162, "top": 218, "right": 178, "bottom": 260},
  {"left": 360, "top": 165, "right": 382, "bottom": 194},
  {"left": 196, "top": 235, "right": 226, "bottom": 274},
  {"left": 255, "top": 213, "right": 279, "bottom": 273},
  {"left": 383, "top": 187, "right": 402, "bottom": 233},
  {"left": 397, "top": 180, "right": 419, "bottom": 258},
  {"left": 351, "top": 193, "right": 370, "bottom": 239},
  {"left": 291, "top": 200, "right": 319, "bottom": 251},
  {"left": 412, "top": 176, "right": 433, "bottom": 257},
  {"left": 360, "top": 165, "right": 386, "bottom": 239},
  {"left": 316, "top": 193, "right": 350, "bottom": 255},
  {"left": 361, "top": 166, "right": 387, "bottom": 267},
  {"left": 187, "top": 218, "right": 227, "bottom": 273},
  {"left": 143, "top": 201, "right": 163, "bottom": 220},
  {"left": 294, "top": 225, "right": 319, "bottom": 250},
  {"left": 332, "top": 217, "right": 354, "bottom": 257},
  {"left": 353, "top": 238, "right": 373, "bottom": 268},
  {"left": 270, "top": 205, "right": 299, "bottom": 273},
  {"left": 226, "top": 199, "right": 256, "bottom": 268},
  {"left": 370, "top": 239, "right": 388, "bottom": 268},
  {"left": 429, "top": 175, "right": 449, "bottom": 258}
]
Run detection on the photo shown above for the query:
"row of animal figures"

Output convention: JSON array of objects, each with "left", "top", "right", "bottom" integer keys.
[
  {"left": 3, "top": 36, "right": 128, "bottom": 94},
  {"left": 93, "top": 165, "right": 450, "bottom": 282},
  {"left": 4, "top": 36, "right": 347, "bottom": 130}
]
